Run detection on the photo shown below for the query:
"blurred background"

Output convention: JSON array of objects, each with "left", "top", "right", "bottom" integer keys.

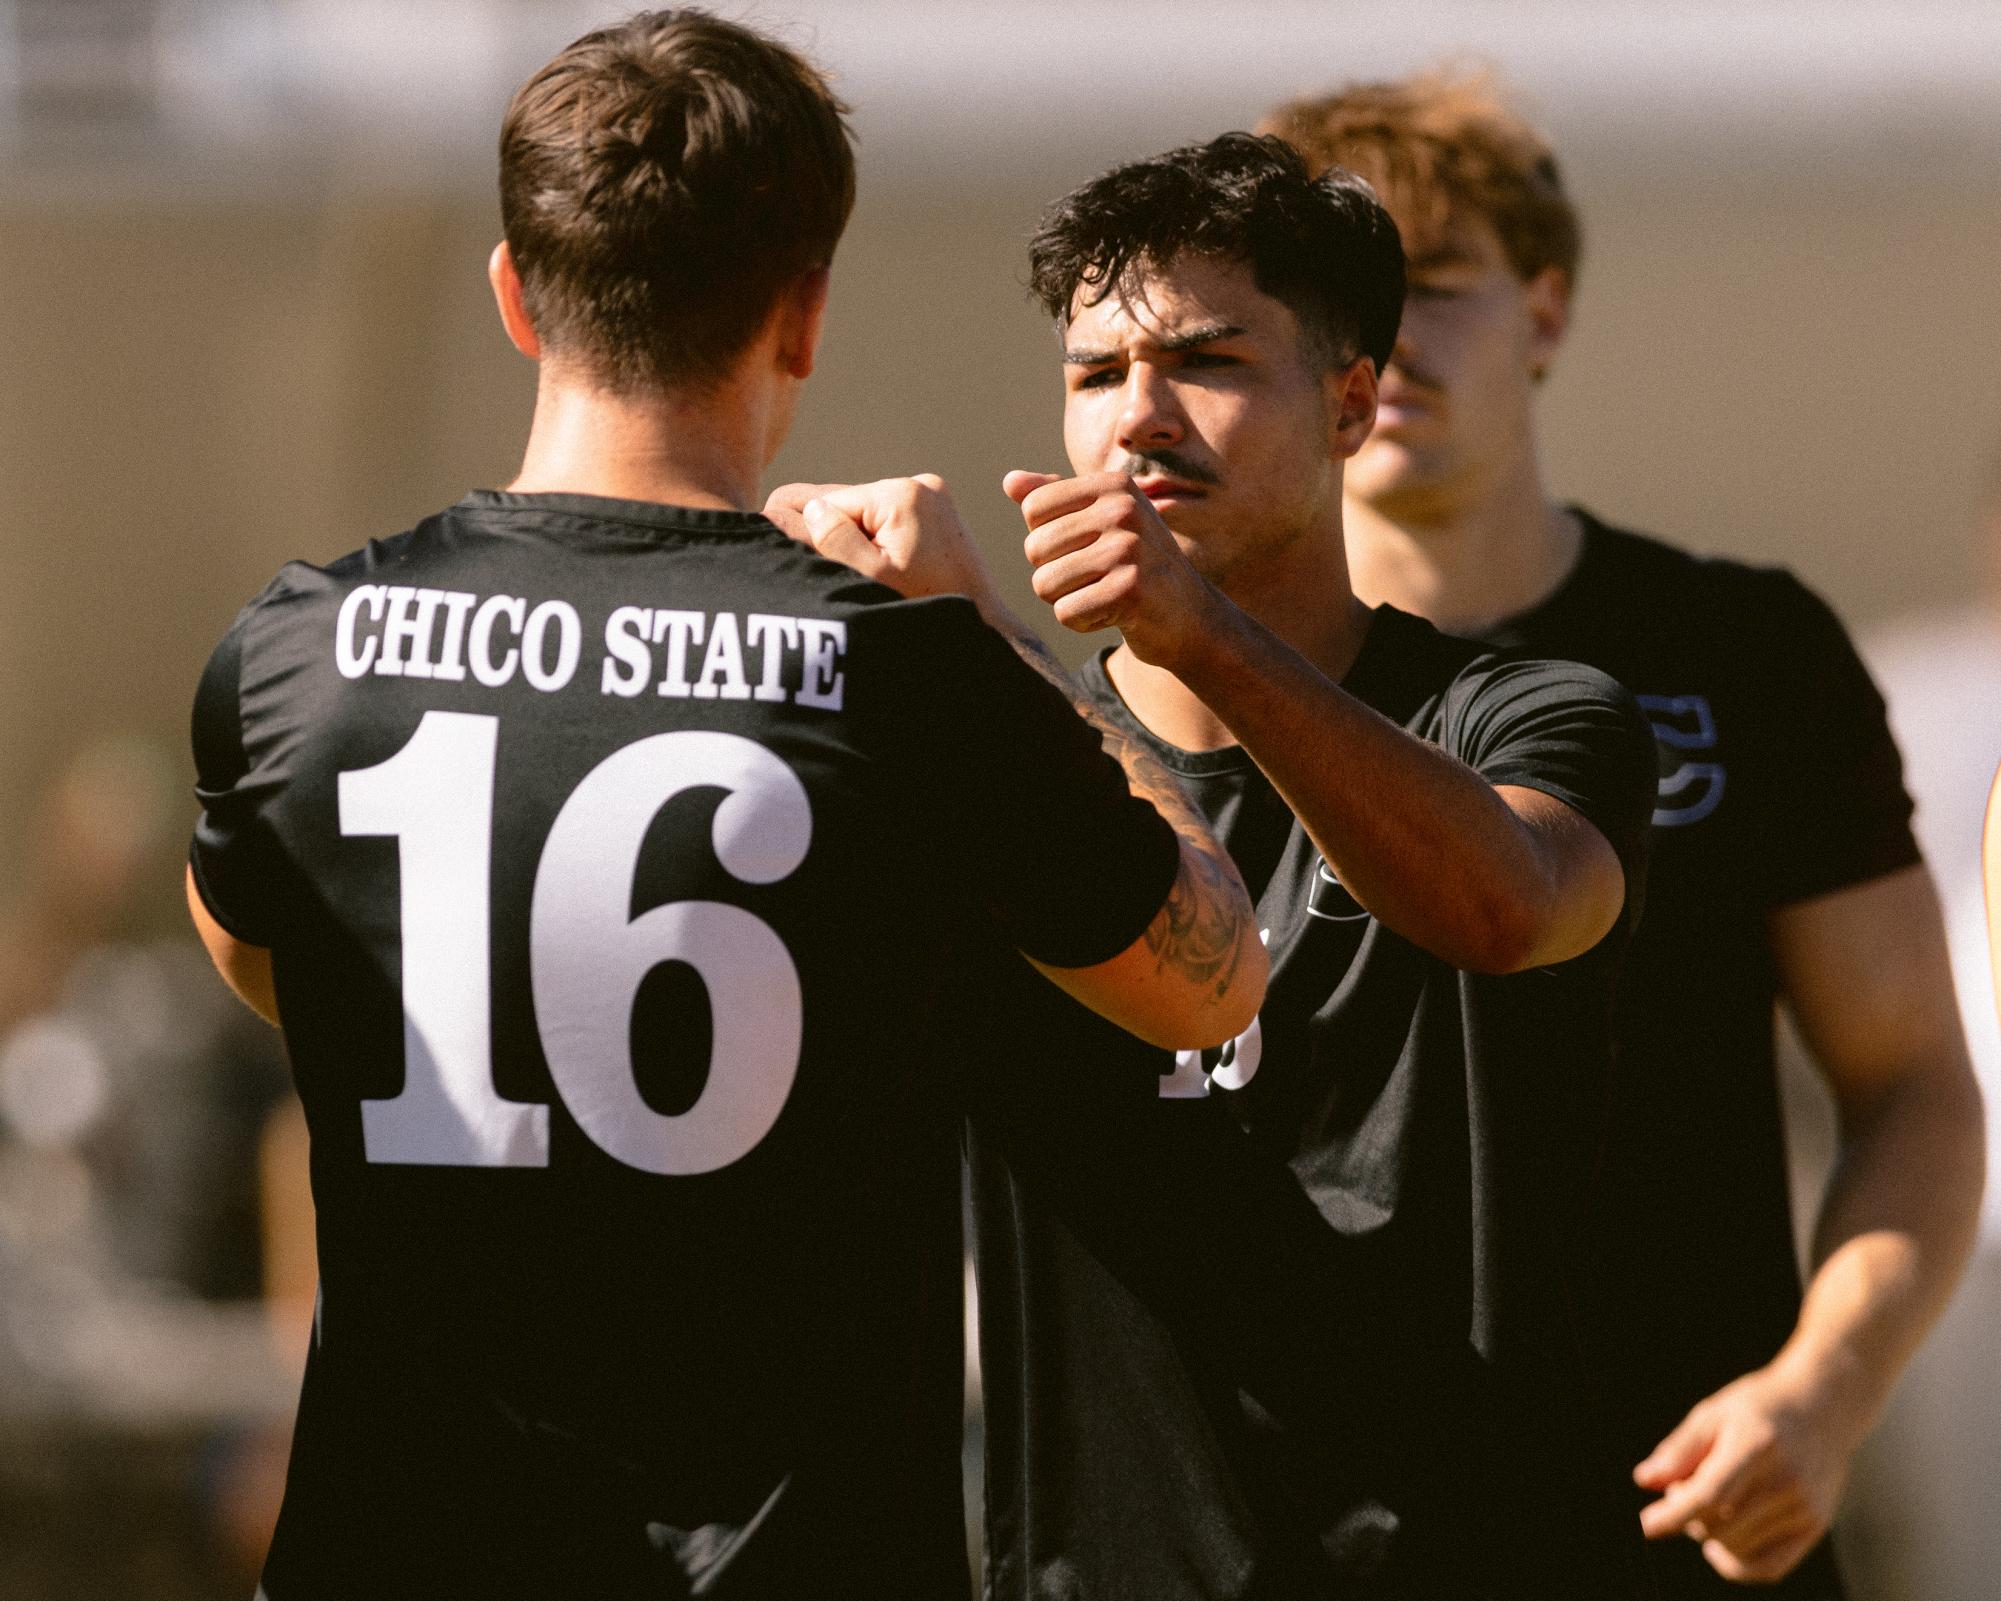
[{"left": 1, "top": 1, "right": 1997, "bottom": 1595}]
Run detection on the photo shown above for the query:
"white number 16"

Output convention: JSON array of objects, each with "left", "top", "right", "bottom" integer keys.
[{"left": 339, "top": 710, "right": 810, "bottom": 1175}]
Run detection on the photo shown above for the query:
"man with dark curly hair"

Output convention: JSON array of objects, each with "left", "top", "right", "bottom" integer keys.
[{"left": 937, "top": 131, "right": 1662, "bottom": 1599}]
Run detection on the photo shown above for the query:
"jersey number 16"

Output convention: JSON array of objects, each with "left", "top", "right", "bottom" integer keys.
[{"left": 339, "top": 709, "right": 809, "bottom": 1176}]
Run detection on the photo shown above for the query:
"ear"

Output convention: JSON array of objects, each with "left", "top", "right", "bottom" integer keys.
[
  {"left": 774, "top": 266, "right": 832, "bottom": 381},
  {"left": 488, "top": 241, "right": 541, "bottom": 361},
  {"left": 1325, "top": 353, "right": 1380, "bottom": 460},
  {"left": 1524, "top": 265, "right": 1571, "bottom": 383}
]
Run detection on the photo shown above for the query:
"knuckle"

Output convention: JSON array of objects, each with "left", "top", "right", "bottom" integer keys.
[{"left": 1101, "top": 566, "right": 1140, "bottom": 605}]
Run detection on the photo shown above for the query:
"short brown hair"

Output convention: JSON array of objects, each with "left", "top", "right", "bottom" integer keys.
[
  {"left": 1260, "top": 67, "right": 1579, "bottom": 288},
  {"left": 499, "top": 9, "right": 855, "bottom": 393}
]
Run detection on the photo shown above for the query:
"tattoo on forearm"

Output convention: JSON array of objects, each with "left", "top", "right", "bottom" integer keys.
[
  {"left": 1142, "top": 833, "right": 1251, "bottom": 996},
  {"left": 995, "top": 619, "right": 1253, "bottom": 999}
]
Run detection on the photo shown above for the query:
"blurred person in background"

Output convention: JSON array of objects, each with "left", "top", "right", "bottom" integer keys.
[
  {"left": 0, "top": 735, "right": 298, "bottom": 1598},
  {"left": 1265, "top": 69, "right": 1984, "bottom": 1595},
  {"left": 1831, "top": 463, "right": 2001, "bottom": 1599}
]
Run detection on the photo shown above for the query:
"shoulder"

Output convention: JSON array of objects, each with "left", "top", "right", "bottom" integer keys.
[
  {"left": 1439, "top": 647, "right": 1653, "bottom": 762},
  {"left": 1373, "top": 605, "right": 1639, "bottom": 724},
  {"left": 1574, "top": 507, "right": 1844, "bottom": 641}
]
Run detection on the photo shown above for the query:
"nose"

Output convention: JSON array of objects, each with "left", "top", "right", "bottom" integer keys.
[{"left": 1115, "top": 363, "right": 1184, "bottom": 455}]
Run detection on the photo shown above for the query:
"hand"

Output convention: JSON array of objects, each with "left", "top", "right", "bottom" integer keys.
[
  {"left": 1634, "top": 1360, "right": 1858, "bottom": 1583},
  {"left": 765, "top": 475, "right": 1002, "bottom": 611},
  {"left": 1004, "top": 470, "right": 1221, "bottom": 671}
]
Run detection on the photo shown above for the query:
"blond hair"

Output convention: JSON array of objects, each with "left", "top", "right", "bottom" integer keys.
[{"left": 1260, "top": 67, "right": 1580, "bottom": 286}]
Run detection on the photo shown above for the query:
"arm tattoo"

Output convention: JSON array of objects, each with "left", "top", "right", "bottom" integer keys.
[{"left": 993, "top": 616, "right": 1253, "bottom": 997}]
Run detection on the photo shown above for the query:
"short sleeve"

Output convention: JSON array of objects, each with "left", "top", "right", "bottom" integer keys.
[
  {"left": 188, "top": 606, "right": 286, "bottom": 947},
  {"left": 863, "top": 598, "right": 1180, "bottom": 968},
  {"left": 1442, "top": 655, "right": 1660, "bottom": 932},
  {"left": 1744, "top": 573, "right": 1920, "bottom": 906}
]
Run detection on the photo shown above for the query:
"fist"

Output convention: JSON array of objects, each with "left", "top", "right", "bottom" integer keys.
[
  {"left": 1005, "top": 469, "right": 1216, "bottom": 669},
  {"left": 765, "top": 475, "right": 999, "bottom": 607}
]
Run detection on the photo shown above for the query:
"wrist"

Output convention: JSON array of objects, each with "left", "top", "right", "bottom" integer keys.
[
  {"left": 1158, "top": 578, "right": 1240, "bottom": 683},
  {"left": 1766, "top": 1337, "right": 1880, "bottom": 1450}
]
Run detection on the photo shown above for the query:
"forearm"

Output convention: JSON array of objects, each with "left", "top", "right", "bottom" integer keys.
[
  {"left": 1174, "top": 596, "right": 1572, "bottom": 971},
  {"left": 1781, "top": 1065, "right": 1985, "bottom": 1442},
  {"left": 979, "top": 599, "right": 1265, "bottom": 1034}
]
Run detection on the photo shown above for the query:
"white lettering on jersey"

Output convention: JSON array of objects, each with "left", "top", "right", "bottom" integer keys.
[
  {"left": 796, "top": 619, "right": 847, "bottom": 711},
  {"left": 335, "top": 585, "right": 387, "bottom": 678},
  {"left": 377, "top": 586, "right": 445, "bottom": 678},
  {"left": 601, "top": 606, "right": 654, "bottom": 697},
  {"left": 747, "top": 615, "right": 799, "bottom": 703},
  {"left": 470, "top": 595, "right": 525, "bottom": 686},
  {"left": 521, "top": 600, "right": 582, "bottom": 691},
  {"left": 432, "top": 591, "right": 476, "bottom": 682},
  {"left": 334, "top": 588, "right": 850, "bottom": 710},
  {"left": 693, "top": 612, "right": 752, "bottom": 701},
  {"left": 654, "top": 610, "right": 707, "bottom": 698}
]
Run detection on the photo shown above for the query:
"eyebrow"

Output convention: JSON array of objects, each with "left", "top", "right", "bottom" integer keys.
[{"left": 1061, "top": 322, "right": 1248, "bottom": 366}]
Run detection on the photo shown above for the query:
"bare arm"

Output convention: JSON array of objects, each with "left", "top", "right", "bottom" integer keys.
[
  {"left": 1013, "top": 471, "right": 1628, "bottom": 973},
  {"left": 1636, "top": 864, "right": 1984, "bottom": 1581},
  {"left": 770, "top": 476, "right": 1266, "bottom": 1050},
  {"left": 976, "top": 602, "right": 1265, "bottom": 1048},
  {"left": 186, "top": 863, "right": 281, "bottom": 1026}
]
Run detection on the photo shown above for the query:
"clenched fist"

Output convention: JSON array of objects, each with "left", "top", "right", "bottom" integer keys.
[
  {"left": 1004, "top": 470, "right": 1221, "bottom": 670},
  {"left": 765, "top": 475, "right": 1002, "bottom": 612}
]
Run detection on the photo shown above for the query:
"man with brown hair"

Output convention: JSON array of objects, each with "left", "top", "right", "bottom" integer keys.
[
  {"left": 1266, "top": 70, "right": 1984, "bottom": 1596},
  {"left": 181, "top": 12, "right": 1268, "bottom": 1598}
]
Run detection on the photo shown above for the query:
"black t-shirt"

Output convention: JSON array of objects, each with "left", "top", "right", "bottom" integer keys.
[
  {"left": 188, "top": 490, "right": 1179, "bottom": 1601},
  {"left": 970, "top": 606, "right": 1661, "bottom": 1600},
  {"left": 1471, "top": 511, "right": 1920, "bottom": 1601}
]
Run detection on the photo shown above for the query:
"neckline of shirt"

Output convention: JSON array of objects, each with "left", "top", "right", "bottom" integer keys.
[
  {"left": 1491, "top": 505, "right": 1615, "bottom": 638},
  {"left": 454, "top": 488, "right": 784, "bottom": 539}
]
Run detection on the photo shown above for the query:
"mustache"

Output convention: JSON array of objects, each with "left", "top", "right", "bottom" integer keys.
[{"left": 1119, "top": 449, "right": 1222, "bottom": 488}]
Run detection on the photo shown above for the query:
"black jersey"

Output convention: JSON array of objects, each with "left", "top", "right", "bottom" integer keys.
[
  {"left": 187, "top": 490, "right": 1179, "bottom": 1601},
  {"left": 970, "top": 607, "right": 1661, "bottom": 1600},
  {"left": 1472, "top": 512, "right": 1920, "bottom": 1601}
]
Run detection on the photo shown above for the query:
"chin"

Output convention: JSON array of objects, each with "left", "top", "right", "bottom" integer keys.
[{"left": 1348, "top": 442, "right": 1437, "bottom": 506}]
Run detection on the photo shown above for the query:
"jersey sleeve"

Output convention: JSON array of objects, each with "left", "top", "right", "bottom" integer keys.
[
  {"left": 188, "top": 602, "right": 288, "bottom": 947},
  {"left": 867, "top": 597, "right": 1180, "bottom": 968},
  {"left": 1743, "top": 571, "right": 1920, "bottom": 906},
  {"left": 1442, "top": 655, "right": 1660, "bottom": 932}
]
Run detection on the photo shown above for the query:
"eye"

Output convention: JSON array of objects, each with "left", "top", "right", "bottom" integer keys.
[
  {"left": 1406, "top": 278, "right": 1469, "bottom": 303},
  {"left": 1071, "top": 367, "right": 1121, "bottom": 389},
  {"left": 1183, "top": 352, "right": 1240, "bottom": 369}
]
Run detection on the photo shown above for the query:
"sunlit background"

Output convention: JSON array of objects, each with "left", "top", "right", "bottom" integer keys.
[{"left": 2, "top": 2, "right": 1998, "bottom": 1595}]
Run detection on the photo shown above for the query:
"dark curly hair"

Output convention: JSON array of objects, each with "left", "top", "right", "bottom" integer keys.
[
  {"left": 1028, "top": 132, "right": 1404, "bottom": 373},
  {"left": 499, "top": 9, "right": 855, "bottom": 393}
]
